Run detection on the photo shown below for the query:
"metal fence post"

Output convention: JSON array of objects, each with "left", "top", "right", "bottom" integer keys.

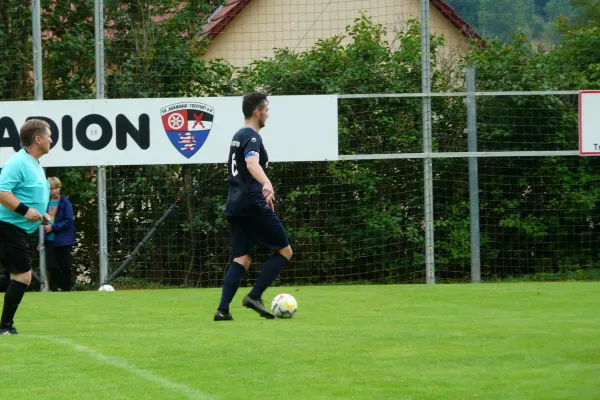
[
  {"left": 32, "top": 0, "right": 43, "bottom": 101},
  {"left": 421, "top": 0, "right": 435, "bottom": 284},
  {"left": 95, "top": 0, "right": 109, "bottom": 284},
  {"left": 38, "top": 226, "right": 49, "bottom": 292},
  {"left": 466, "top": 67, "right": 481, "bottom": 282},
  {"left": 33, "top": 0, "right": 50, "bottom": 292}
]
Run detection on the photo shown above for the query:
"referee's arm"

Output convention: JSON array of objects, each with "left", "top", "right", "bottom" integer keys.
[
  {"left": 0, "top": 163, "right": 44, "bottom": 222},
  {"left": 0, "top": 192, "right": 24, "bottom": 211},
  {"left": 0, "top": 163, "right": 23, "bottom": 211},
  {"left": 0, "top": 192, "right": 43, "bottom": 223}
]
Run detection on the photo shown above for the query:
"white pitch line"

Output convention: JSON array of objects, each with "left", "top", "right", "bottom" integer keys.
[{"left": 27, "top": 335, "right": 215, "bottom": 400}]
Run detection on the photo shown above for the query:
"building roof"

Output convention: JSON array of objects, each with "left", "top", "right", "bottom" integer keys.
[{"left": 202, "top": 0, "right": 482, "bottom": 41}]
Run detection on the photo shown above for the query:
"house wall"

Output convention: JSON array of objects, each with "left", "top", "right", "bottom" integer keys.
[{"left": 202, "top": 0, "right": 469, "bottom": 68}]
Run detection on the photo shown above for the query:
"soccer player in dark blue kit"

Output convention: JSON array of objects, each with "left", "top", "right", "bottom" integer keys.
[{"left": 214, "top": 92, "right": 293, "bottom": 321}]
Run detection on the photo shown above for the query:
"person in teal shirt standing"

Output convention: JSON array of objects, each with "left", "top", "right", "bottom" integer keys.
[{"left": 0, "top": 119, "right": 52, "bottom": 335}]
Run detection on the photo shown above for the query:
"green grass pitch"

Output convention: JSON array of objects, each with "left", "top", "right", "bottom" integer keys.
[{"left": 1, "top": 282, "right": 599, "bottom": 399}]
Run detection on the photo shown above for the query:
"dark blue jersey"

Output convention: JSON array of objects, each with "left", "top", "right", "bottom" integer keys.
[{"left": 224, "top": 127, "right": 269, "bottom": 216}]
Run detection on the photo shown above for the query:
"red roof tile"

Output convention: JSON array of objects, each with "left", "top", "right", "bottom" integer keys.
[
  {"left": 430, "top": 0, "right": 481, "bottom": 40},
  {"left": 203, "top": 0, "right": 481, "bottom": 41},
  {"left": 204, "top": 0, "right": 251, "bottom": 39}
]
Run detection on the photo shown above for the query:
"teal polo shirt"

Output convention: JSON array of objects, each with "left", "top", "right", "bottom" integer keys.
[{"left": 0, "top": 149, "right": 50, "bottom": 234}]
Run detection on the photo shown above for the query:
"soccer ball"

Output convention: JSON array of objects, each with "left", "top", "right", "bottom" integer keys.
[
  {"left": 98, "top": 284, "right": 115, "bottom": 292},
  {"left": 271, "top": 293, "right": 298, "bottom": 318}
]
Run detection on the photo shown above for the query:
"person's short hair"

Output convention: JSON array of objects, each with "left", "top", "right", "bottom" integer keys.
[
  {"left": 242, "top": 92, "right": 268, "bottom": 119},
  {"left": 20, "top": 119, "right": 50, "bottom": 147},
  {"left": 48, "top": 177, "right": 62, "bottom": 189}
]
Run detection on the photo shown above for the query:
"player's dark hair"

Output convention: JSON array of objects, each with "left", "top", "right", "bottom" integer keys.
[
  {"left": 242, "top": 92, "right": 268, "bottom": 119},
  {"left": 20, "top": 119, "right": 50, "bottom": 147}
]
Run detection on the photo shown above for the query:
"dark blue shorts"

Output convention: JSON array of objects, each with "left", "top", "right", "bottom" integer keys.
[{"left": 227, "top": 207, "right": 289, "bottom": 258}]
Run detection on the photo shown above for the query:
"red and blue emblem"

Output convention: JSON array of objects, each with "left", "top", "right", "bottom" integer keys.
[{"left": 160, "top": 102, "right": 214, "bottom": 159}]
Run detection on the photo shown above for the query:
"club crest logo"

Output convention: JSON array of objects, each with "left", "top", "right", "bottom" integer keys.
[{"left": 160, "top": 102, "right": 214, "bottom": 159}]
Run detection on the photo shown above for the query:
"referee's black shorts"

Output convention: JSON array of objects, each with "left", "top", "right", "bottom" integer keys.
[
  {"left": 0, "top": 221, "right": 32, "bottom": 274},
  {"left": 228, "top": 205, "right": 289, "bottom": 258}
]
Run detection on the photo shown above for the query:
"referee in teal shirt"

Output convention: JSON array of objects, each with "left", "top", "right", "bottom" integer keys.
[{"left": 0, "top": 119, "right": 51, "bottom": 335}]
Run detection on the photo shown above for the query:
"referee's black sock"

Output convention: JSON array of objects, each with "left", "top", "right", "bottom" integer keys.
[
  {"left": 0, "top": 274, "right": 10, "bottom": 292},
  {"left": 1, "top": 280, "right": 28, "bottom": 328},
  {"left": 249, "top": 254, "right": 289, "bottom": 300},
  {"left": 218, "top": 262, "right": 246, "bottom": 313}
]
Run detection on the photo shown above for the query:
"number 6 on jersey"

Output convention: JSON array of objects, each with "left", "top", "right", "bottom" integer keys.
[{"left": 231, "top": 153, "right": 238, "bottom": 176}]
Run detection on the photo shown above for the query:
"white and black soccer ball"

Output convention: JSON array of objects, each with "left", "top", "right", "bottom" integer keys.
[
  {"left": 98, "top": 284, "right": 115, "bottom": 292},
  {"left": 271, "top": 293, "right": 298, "bottom": 318}
]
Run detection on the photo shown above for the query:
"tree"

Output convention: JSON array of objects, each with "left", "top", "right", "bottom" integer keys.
[
  {"left": 478, "top": 0, "right": 538, "bottom": 40},
  {"left": 0, "top": 1, "right": 32, "bottom": 101},
  {"left": 569, "top": 0, "right": 600, "bottom": 27},
  {"left": 229, "top": 15, "right": 454, "bottom": 283},
  {"left": 103, "top": 0, "right": 233, "bottom": 98},
  {"left": 450, "top": 15, "right": 600, "bottom": 277},
  {"left": 4, "top": 4, "right": 600, "bottom": 285},
  {"left": 446, "top": 0, "right": 480, "bottom": 28},
  {"left": 2, "top": 0, "right": 235, "bottom": 284}
]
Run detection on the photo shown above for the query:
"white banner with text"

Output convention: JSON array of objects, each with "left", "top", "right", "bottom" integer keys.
[{"left": 0, "top": 95, "right": 338, "bottom": 167}]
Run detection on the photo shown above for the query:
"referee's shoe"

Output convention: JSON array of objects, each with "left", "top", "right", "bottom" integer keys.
[{"left": 0, "top": 324, "right": 18, "bottom": 335}]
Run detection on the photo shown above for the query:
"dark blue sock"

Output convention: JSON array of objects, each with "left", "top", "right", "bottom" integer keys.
[
  {"left": 218, "top": 262, "right": 246, "bottom": 313},
  {"left": 249, "top": 254, "right": 289, "bottom": 300}
]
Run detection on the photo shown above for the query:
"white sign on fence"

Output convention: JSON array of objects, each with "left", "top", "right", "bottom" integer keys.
[
  {"left": 579, "top": 90, "right": 600, "bottom": 156},
  {"left": 0, "top": 95, "right": 338, "bottom": 167}
]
